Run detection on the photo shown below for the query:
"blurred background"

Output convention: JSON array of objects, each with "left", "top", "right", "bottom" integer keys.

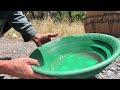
[{"left": 5, "top": 11, "right": 86, "bottom": 38}]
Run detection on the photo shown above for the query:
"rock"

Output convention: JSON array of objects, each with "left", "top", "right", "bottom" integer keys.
[{"left": 106, "top": 70, "right": 116, "bottom": 79}]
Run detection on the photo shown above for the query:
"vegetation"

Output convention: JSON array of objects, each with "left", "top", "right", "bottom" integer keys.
[
  {"left": 23, "top": 11, "right": 86, "bottom": 22},
  {"left": 5, "top": 11, "right": 86, "bottom": 39}
]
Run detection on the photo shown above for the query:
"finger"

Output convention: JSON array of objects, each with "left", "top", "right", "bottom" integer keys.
[
  {"left": 48, "top": 33, "right": 58, "bottom": 37},
  {"left": 27, "top": 58, "right": 40, "bottom": 66},
  {"left": 33, "top": 72, "right": 52, "bottom": 79}
]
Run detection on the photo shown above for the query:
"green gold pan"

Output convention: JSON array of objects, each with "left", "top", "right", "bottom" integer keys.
[{"left": 30, "top": 33, "right": 120, "bottom": 79}]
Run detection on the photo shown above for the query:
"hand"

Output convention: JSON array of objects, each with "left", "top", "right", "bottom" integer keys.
[
  {"left": 5, "top": 57, "right": 51, "bottom": 79},
  {"left": 31, "top": 33, "right": 58, "bottom": 47}
]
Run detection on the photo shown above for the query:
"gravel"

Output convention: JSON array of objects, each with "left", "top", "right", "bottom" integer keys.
[
  {"left": 0, "top": 36, "right": 37, "bottom": 79},
  {"left": 0, "top": 36, "right": 120, "bottom": 79}
]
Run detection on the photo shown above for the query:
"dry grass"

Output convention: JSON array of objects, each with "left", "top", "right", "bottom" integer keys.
[{"left": 5, "top": 17, "right": 85, "bottom": 38}]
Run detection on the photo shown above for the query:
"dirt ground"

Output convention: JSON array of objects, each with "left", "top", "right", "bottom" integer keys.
[{"left": 0, "top": 36, "right": 120, "bottom": 79}]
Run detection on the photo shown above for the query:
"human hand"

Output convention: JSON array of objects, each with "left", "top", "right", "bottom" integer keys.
[
  {"left": 31, "top": 33, "right": 58, "bottom": 47},
  {"left": 5, "top": 57, "right": 51, "bottom": 79}
]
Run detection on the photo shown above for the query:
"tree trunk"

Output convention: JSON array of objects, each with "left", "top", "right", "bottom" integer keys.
[
  {"left": 68, "top": 11, "right": 72, "bottom": 22},
  {"left": 58, "top": 11, "right": 62, "bottom": 19}
]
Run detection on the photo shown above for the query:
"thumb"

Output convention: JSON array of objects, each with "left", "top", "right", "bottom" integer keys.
[
  {"left": 27, "top": 58, "right": 40, "bottom": 66},
  {"left": 35, "top": 41, "right": 41, "bottom": 47},
  {"left": 48, "top": 33, "right": 58, "bottom": 37}
]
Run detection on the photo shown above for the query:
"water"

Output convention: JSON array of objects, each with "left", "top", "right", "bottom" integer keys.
[{"left": 50, "top": 52, "right": 102, "bottom": 71}]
